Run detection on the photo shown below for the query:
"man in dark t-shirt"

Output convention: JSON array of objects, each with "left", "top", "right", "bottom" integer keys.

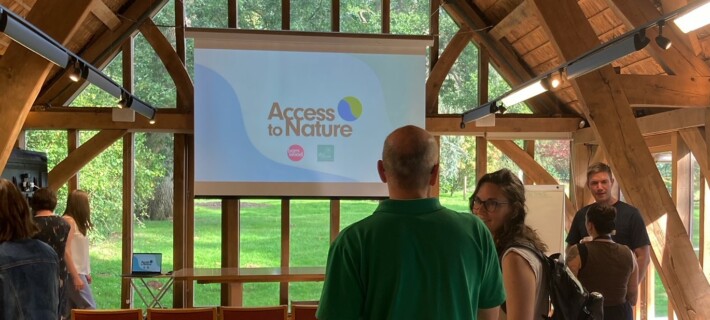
[{"left": 565, "top": 162, "right": 651, "bottom": 282}]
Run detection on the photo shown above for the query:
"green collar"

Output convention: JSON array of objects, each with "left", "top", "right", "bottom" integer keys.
[{"left": 375, "top": 198, "right": 443, "bottom": 215}]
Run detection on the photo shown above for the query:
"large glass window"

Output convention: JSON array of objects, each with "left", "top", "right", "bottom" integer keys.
[
  {"left": 439, "top": 135, "right": 476, "bottom": 206},
  {"left": 437, "top": 11, "right": 479, "bottom": 114},
  {"left": 238, "top": 0, "right": 282, "bottom": 30},
  {"left": 536, "top": 140, "right": 571, "bottom": 189},
  {"left": 290, "top": 200, "right": 330, "bottom": 304},
  {"left": 390, "top": 0, "right": 429, "bottom": 35},
  {"left": 70, "top": 53, "right": 122, "bottom": 108},
  {"left": 134, "top": 33, "right": 176, "bottom": 108},
  {"left": 290, "top": 0, "right": 331, "bottom": 31},
  {"left": 185, "top": 0, "right": 228, "bottom": 28},
  {"left": 340, "top": 0, "right": 382, "bottom": 33},
  {"left": 240, "top": 199, "right": 281, "bottom": 306}
]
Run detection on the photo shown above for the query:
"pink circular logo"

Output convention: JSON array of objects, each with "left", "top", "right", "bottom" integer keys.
[{"left": 287, "top": 144, "right": 304, "bottom": 161}]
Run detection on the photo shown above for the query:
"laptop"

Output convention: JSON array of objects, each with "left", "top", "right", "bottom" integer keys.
[{"left": 131, "top": 253, "right": 162, "bottom": 275}]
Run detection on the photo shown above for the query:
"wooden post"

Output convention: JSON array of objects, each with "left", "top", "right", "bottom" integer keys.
[
  {"left": 68, "top": 130, "right": 80, "bottom": 191},
  {"left": 672, "top": 132, "right": 692, "bottom": 233},
  {"left": 330, "top": 199, "right": 341, "bottom": 242},
  {"left": 571, "top": 142, "right": 592, "bottom": 213},
  {"left": 120, "top": 36, "right": 134, "bottom": 310},
  {"left": 331, "top": 0, "right": 340, "bottom": 32},
  {"left": 121, "top": 133, "right": 134, "bottom": 309},
  {"left": 221, "top": 199, "right": 241, "bottom": 306},
  {"left": 523, "top": 141, "right": 535, "bottom": 184},
  {"left": 476, "top": 137, "right": 488, "bottom": 183},
  {"left": 701, "top": 178, "right": 710, "bottom": 280},
  {"left": 382, "top": 0, "right": 390, "bottom": 34},
  {"left": 280, "top": 199, "right": 291, "bottom": 305},
  {"left": 282, "top": 0, "right": 290, "bottom": 30},
  {"left": 228, "top": 0, "right": 237, "bottom": 28},
  {"left": 173, "top": 134, "right": 187, "bottom": 307}
]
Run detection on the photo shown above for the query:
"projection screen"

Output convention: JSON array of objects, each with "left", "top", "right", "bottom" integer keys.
[{"left": 188, "top": 29, "right": 432, "bottom": 197}]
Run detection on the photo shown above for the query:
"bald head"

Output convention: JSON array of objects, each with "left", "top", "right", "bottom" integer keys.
[{"left": 380, "top": 125, "right": 439, "bottom": 192}]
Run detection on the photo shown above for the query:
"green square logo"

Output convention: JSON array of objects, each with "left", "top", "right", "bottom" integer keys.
[{"left": 317, "top": 145, "right": 334, "bottom": 162}]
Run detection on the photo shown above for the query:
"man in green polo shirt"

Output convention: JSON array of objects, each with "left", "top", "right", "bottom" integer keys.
[{"left": 317, "top": 125, "right": 505, "bottom": 320}]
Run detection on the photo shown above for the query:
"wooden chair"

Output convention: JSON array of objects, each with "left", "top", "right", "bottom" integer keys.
[
  {"left": 220, "top": 305, "right": 288, "bottom": 320},
  {"left": 71, "top": 309, "right": 143, "bottom": 320},
  {"left": 147, "top": 307, "right": 217, "bottom": 320},
  {"left": 292, "top": 305, "right": 318, "bottom": 320}
]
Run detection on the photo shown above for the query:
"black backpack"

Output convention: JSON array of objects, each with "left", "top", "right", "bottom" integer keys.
[{"left": 506, "top": 242, "right": 604, "bottom": 320}]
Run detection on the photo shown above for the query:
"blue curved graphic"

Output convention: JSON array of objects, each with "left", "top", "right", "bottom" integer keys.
[
  {"left": 337, "top": 96, "right": 362, "bottom": 121},
  {"left": 195, "top": 65, "right": 355, "bottom": 183}
]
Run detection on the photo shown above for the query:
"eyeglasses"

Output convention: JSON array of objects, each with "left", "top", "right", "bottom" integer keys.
[{"left": 471, "top": 197, "right": 509, "bottom": 212}]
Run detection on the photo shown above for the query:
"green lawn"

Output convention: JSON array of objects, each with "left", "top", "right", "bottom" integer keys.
[
  {"left": 89, "top": 196, "right": 471, "bottom": 308},
  {"left": 88, "top": 194, "right": 674, "bottom": 317}
]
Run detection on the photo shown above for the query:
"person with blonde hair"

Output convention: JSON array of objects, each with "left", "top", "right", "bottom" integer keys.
[
  {"left": 63, "top": 190, "right": 97, "bottom": 311},
  {"left": 0, "top": 178, "right": 59, "bottom": 319}
]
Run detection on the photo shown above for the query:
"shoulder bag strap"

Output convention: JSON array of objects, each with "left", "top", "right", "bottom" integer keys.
[{"left": 578, "top": 243, "right": 588, "bottom": 270}]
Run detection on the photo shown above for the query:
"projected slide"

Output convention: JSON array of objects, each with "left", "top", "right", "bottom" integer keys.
[{"left": 192, "top": 32, "right": 429, "bottom": 197}]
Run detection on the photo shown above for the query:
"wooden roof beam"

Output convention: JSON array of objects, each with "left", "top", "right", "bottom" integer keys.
[
  {"left": 90, "top": 0, "right": 121, "bottom": 31},
  {"left": 36, "top": 0, "right": 169, "bottom": 106},
  {"left": 23, "top": 107, "right": 192, "bottom": 132},
  {"left": 490, "top": 139, "right": 578, "bottom": 225},
  {"left": 646, "top": 133, "right": 673, "bottom": 153},
  {"left": 574, "top": 108, "right": 708, "bottom": 145},
  {"left": 489, "top": 1, "right": 535, "bottom": 41},
  {"left": 679, "top": 128, "right": 710, "bottom": 182},
  {"left": 441, "top": 0, "right": 563, "bottom": 115},
  {"left": 620, "top": 75, "right": 710, "bottom": 108},
  {"left": 426, "top": 28, "right": 470, "bottom": 114},
  {"left": 139, "top": 19, "right": 194, "bottom": 110},
  {"left": 529, "top": 0, "right": 710, "bottom": 317},
  {"left": 605, "top": 0, "right": 710, "bottom": 76},
  {"left": 48, "top": 129, "right": 127, "bottom": 191},
  {"left": 0, "top": 0, "right": 94, "bottom": 172},
  {"left": 426, "top": 114, "right": 581, "bottom": 138}
]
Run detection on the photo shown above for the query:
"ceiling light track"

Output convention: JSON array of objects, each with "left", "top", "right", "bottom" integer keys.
[
  {"left": 460, "top": 0, "right": 710, "bottom": 128},
  {"left": 0, "top": 5, "right": 158, "bottom": 123}
]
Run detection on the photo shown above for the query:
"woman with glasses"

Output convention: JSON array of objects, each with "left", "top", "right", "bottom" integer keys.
[{"left": 470, "top": 169, "right": 549, "bottom": 320}]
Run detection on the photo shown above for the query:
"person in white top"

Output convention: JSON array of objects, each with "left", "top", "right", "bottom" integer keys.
[
  {"left": 470, "top": 169, "right": 551, "bottom": 320},
  {"left": 62, "top": 190, "right": 97, "bottom": 312}
]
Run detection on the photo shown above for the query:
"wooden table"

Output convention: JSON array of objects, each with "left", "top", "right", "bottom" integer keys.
[{"left": 172, "top": 267, "right": 325, "bottom": 306}]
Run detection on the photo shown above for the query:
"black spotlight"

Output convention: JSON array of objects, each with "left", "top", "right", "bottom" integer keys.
[
  {"left": 655, "top": 20, "right": 672, "bottom": 50},
  {"left": 117, "top": 90, "right": 132, "bottom": 108},
  {"left": 634, "top": 29, "right": 651, "bottom": 50}
]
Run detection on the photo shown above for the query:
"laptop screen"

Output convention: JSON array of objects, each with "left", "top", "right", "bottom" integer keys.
[{"left": 132, "top": 253, "right": 162, "bottom": 274}]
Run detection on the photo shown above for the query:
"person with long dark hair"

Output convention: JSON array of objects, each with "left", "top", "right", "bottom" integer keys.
[
  {"left": 62, "top": 190, "right": 97, "bottom": 312},
  {"left": 0, "top": 178, "right": 59, "bottom": 319},
  {"left": 31, "top": 188, "right": 84, "bottom": 320},
  {"left": 566, "top": 203, "right": 638, "bottom": 320},
  {"left": 470, "top": 169, "right": 549, "bottom": 320}
]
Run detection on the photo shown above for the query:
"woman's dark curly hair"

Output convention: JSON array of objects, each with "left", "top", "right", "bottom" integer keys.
[
  {"left": 586, "top": 203, "right": 616, "bottom": 235},
  {"left": 469, "top": 168, "right": 548, "bottom": 255}
]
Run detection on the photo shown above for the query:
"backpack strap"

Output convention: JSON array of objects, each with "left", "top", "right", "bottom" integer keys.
[
  {"left": 502, "top": 242, "right": 552, "bottom": 318},
  {"left": 578, "top": 243, "right": 588, "bottom": 270},
  {"left": 506, "top": 241, "right": 547, "bottom": 264}
]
